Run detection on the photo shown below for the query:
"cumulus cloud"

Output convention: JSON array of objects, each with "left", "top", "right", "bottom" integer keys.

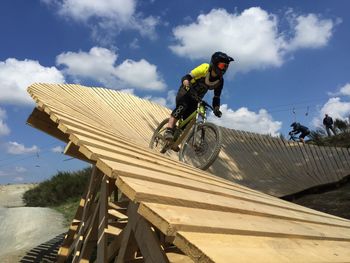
[
  {"left": 312, "top": 97, "right": 350, "bottom": 127},
  {"left": 57, "top": 47, "right": 166, "bottom": 90},
  {"left": 42, "top": 0, "right": 159, "bottom": 43},
  {"left": 14, "top": 177, "right": 24, "bottom": 182},
  {"left": 144, "top": 90, "right": 176, "bottom": 108},
  {"left": 52, "top": 146, "right": 64, "bottom": 153},
  {"left": 0, "top": 108, "right": 10, "bottom": 136},
  {"left": 15, "top": 166, "right": 27, "bottom": 173},
  {"left": 6, "top": 142, "right": 39, "bottom": 155},
  {"left": 208, "top": 104, "right": 282, "bottom": 136},
  {"left": 114, "top": 59, "right": 166, "bottom": 90},
  {"left": 0, "top": 58, "right": 65, "bottom": 105},
  {"left": 169, "top": 7, "right": 338, "bottom": 73},
  {"left": 286, "top": 13, "right": 337, "bottom": 51},
  {"left": 339, "top": 83, "right": 350, "bottom": 96}
]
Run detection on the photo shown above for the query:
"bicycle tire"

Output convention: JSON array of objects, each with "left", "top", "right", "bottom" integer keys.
[
  {"left": 149, "top": 118, "right": 169, "bottom": 151},
  {"left": 179, "top": 122, "right": 222, "bottom": 170}
]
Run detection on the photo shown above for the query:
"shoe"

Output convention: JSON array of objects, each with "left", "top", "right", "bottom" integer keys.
[{"left": 164, "top": 128, "right": 174, "bottom": 141}]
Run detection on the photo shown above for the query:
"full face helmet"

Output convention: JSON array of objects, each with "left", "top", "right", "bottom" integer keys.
[
  {"left": 210, "top": 51, "right": 234, "bottom": 77},
  {"left": 290, "top": 122, "right": 300, "bottom": 128}
]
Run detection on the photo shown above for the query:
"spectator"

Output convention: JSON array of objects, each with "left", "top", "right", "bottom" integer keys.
[{"left": 323, "top": 114, "right": 337, "bottom": 136}]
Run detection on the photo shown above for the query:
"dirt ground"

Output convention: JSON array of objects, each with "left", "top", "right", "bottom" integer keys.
[
  {"left": 291, "top": 180, "right": 350, "bottom": 220},
  {"left": 0, "top": 184, "right": 66, "bottom": 262}
]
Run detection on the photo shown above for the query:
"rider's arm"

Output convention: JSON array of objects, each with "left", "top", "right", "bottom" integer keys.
[
  {"left": 181, "top": 74, "right": 192, "bottom": 87},
  {"left": 212, "top": 80, "right": 223, "bottom": 109}
]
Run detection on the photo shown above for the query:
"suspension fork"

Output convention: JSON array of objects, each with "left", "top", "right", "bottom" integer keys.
[{"left": 191, "top": 102, "right": 206, "bottom": 147}]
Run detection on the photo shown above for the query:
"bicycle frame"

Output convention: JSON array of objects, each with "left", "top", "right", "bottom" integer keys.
[
  {"left": 171, "top": 101, "right": 208, "bottom": 149},
  {"left": 158, "top": 101, "right": 210, "bottom": 152}
]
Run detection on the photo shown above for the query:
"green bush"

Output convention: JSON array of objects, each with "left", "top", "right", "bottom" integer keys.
[{"left": 23, "top": 167, "right": 91, "bottom": 207}]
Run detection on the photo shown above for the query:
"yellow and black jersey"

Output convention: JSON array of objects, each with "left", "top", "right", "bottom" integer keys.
[{"left": 182, "top": 63, "right": 223, "bottom": 108}]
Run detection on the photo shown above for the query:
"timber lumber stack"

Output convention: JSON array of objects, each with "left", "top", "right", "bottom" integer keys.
[{"left": 27, "top": 83, "right": 350, "bottom": 262}]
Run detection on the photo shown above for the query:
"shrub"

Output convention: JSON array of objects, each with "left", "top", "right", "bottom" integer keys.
[{"left": 23, "top": 167, "right": 91, "bottom": 207}]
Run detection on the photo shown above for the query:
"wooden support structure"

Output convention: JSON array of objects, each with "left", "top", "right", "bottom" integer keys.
[{"left": 26, "top": 83, "right": 350, "bottom": 262}]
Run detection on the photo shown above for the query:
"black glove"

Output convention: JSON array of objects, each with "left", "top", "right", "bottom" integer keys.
[{"left": 214, "top": 107, "right": 222, "bottom": 118}]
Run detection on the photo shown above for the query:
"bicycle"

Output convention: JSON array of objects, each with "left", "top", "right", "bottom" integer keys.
[
  {"left": 149, "top": 100, "right": 222, "bottom": 170},
  {"left": 288, "top": 132, "right": 300, "bottom": 142}
]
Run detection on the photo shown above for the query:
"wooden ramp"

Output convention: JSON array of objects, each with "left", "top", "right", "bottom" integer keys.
[{"left": 27, "top": 83, "right": 350, "bottom": 262}]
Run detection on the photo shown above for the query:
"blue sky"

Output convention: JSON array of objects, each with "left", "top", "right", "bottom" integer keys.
[{"left": 1, "top": 0, "right": 350, "bottom": 184}]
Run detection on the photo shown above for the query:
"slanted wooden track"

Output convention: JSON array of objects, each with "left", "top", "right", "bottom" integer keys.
[{"left": 27, "top": 83, "right": 350, "bottom": 262}]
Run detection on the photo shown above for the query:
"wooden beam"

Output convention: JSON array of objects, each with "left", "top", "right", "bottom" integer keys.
[
  {"left": 64, "top": 141, "right": 94, "bottom": 164},
  {"left": 26, "top": 107, "right": 69, "bottom": 142}
]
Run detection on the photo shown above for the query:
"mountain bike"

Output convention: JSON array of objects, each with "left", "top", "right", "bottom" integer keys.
[
  {"left": 288, "top": 132, "right": 300, "bottom": 142},
  {"left": 149, "top": 100, "right": 222, "bottom": 170}
]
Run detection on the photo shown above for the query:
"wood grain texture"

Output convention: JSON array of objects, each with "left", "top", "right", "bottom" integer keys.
[{"left": 27, "top": 83, "right": 350, "bottom": 262}]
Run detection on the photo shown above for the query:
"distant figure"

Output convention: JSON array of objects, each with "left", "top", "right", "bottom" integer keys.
[
  {"left": 323, "top": 114, "right": 336, "bottom": 136},
  {"left": 289, "top": 122, "right": 310, "bottom": 143}
]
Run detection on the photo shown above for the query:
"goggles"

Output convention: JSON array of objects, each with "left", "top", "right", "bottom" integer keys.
[{"left": 217, "top": 62, "right": 228, "bottom": 71}]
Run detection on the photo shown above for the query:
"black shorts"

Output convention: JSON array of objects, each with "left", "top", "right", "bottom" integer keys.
[{"left": 171, "top": 85, "right": 198, "bottom": 120}]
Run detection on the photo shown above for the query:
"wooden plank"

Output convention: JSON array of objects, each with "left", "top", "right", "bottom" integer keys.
[
  {"left": 97, "top": 175, "right": 109, "bottom": 263},
  {"left": 174, "top": 231, "right": 350, "bottom": 263},
  {"left": 138, "top": 202, "right": 350, "bottom": 240},
  {"left": 63, "top": 141, "right": 94, "bottom": 163},
  {"left": 96, "top": 158, "right": 343, "bottom": 217},
  {"left": 116, "top": 176, "right": 350, "bottom": 227},
  {"left": 26, "top": 107, "right": 69, "bottom": 142}
]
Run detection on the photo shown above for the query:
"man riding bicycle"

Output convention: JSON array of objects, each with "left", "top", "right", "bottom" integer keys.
[
  {"left": 289, "top": 122, "right": 310, "bottom": 143},
  {"left": 164, "top": 51, "right": 234, "bottom": 141}
]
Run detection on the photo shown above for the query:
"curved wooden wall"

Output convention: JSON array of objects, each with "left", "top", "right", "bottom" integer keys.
[{"left": 26, "top": 83, "right": 350, "bottom": 262}]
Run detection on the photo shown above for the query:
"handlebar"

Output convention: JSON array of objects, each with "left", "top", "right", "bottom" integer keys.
[{"left": 199, "top": 100, "right": 214, "bottom": 111}]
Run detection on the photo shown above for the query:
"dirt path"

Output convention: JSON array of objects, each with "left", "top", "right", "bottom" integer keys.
[{"left": 0, "top": 184, "right": 66, "bottom": 262}]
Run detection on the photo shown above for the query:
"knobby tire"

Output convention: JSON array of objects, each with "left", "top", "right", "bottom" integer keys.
[{"left": 179, "top": 122, "right": 222, "bottom": 170}]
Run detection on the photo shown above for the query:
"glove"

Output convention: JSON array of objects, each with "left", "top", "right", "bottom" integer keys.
[{"left": 214, "top": 107, "right": 222, "bottom": 118}]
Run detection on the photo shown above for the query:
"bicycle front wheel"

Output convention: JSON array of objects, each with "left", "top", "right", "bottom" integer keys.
[
  {"left": 149, "top": 118, "right": 169, "bottom": 152},
  {"left": 179, "top": 122, "right": 222, "bottom": 170}
]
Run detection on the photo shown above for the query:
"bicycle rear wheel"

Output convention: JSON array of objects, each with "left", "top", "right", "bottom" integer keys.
[
  {"left": 179, "top": 122, "right": 222, "bottom": 170},
  {"left": 149, "top": 118, "right": 169, "bottom": 152}
]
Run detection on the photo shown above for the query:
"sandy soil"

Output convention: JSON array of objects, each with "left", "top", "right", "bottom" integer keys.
[{"left": 0, "top": 184, "right": 66, "bottom": 262}]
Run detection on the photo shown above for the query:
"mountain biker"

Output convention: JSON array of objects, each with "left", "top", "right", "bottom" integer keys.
[
  {"left": 164, "top": 51, "right": 234, "bottom": 141},
  {"left": 289, "top": 122, "right": 310, "bottom": 143}
]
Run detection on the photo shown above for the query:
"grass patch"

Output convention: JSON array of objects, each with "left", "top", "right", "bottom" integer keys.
[
  {"left": 23, "top": 167, "right": 91, "bottom": 226},
  {"left": 52, "top": 197, "right": 81, "bottom": 226}
]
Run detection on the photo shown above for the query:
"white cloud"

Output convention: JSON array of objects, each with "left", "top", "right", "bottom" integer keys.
[
  {"left": 15, "top": 166, "right": 27, "bottom": 173},
  {"left": 0, "top": 108, "right": 10, "bottom": 136},
  {"left": 57, "top": 0, "right": 136, "bottom": 23},
  {"left": 339, "top": 83, "right": 350, "bottom": 96},
  {"left": 114, "top": 59, "right": 166, "bottom": 90},
  {"left": 208, "top": 104, "right": 282, "bottom": 136},
  {"left": 57, "top": 47, "right": 166, "bottom": 90},
  {"left": 43, "top": 0, "right": 159, "bottom": 42},
  {"left": 169, "top": 7, "right": 337, "bottom": 73},
  {"left": 6, "top": 142, "right": 39, "bottom": 155},
  {"left": 286, "top": 14, "right": 336, "bottom": 51},
  {"left": 312, "top": 97, "right": 350, "bottom": 127},
  {"left": 0, "top": 171, "right": 8, "bottom": 177},
  {"left": 0, "top": 58, "right": 65, "bottom": 105},
  {"left": 14, "top": 177, "right": 24, "bottom": 182},
  {"left": 144, "top": 90, "right": 176, "bottom": 108},
  {"left": 52, "top": 146, "right": 64, "bottom": 153}
]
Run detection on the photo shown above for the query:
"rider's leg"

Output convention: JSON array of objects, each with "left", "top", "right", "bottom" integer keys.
[{"left": 165, "top": 93, "right": 192, "bottom": 140}]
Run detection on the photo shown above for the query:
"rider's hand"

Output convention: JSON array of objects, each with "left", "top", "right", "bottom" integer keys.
[
  {"left": 183, "top": 79, "right": 190, "bottom": 91},
  {"left": 214, "top": 107, "right": 222, "bottom": 118}
]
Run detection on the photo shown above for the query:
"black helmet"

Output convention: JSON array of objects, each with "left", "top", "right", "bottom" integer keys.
[
  {"left": 210, "top": 51, "right": 234, "bottom": 77},
  {"left": 290, "top": 122, "right": 299, "bottom": 127}
]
